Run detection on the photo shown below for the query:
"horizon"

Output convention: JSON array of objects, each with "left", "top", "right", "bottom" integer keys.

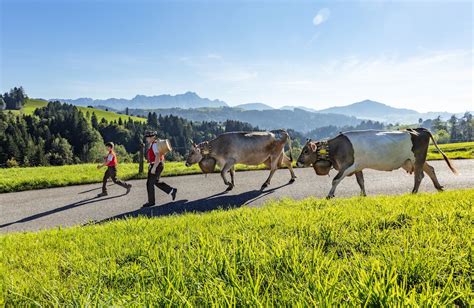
[
  {"left": 1, "top": 0, "right": 472, "bottom": 113},
  {"left": 40, "top": 91, "right": 471, "bottom": 114}
]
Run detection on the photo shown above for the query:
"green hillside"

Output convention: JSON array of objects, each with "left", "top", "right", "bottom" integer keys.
[
  {"left": 1, "top": 190, "right": 471, "bottom": 306},
  {"left": 11, "top": 99, "right": 146, "bottom": 123}
]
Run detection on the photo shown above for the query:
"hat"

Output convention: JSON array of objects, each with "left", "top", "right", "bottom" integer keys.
[
  {"left": 105, "top": 142, "right": 114, "bottom": 148},
  {"left": 145, "top": 130, "right": 157, "bottom": 137}
]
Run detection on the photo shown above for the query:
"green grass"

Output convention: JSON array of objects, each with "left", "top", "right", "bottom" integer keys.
[
  {"left": 1, "top": 141, "right": 472, "bottom": 193},
  {"left": 0, "top": 162, "right": 265, "bottom": 193},
  {"left": 0, "top": 190, "right": 472, "bottom": 306},
  {"left": 427, "top": 141, "right": 474, "bottom": 160},
  {"left": 9, "top": 99, "right": 146, "bottom": 123}
]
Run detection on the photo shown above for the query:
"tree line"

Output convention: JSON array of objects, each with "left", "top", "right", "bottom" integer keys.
[
  {"left": 0, "top": 101, "right": 261, "bottom": 167},
  {"left": 0, "top": 87, "right": 28, "bottom": 110}
]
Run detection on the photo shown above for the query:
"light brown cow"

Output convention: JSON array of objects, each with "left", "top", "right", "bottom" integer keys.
[{"left": 185, "top": 130, "right": 296, "bottom": 191}]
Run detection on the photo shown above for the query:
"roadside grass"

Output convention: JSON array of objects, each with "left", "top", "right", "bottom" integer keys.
[
  {"left": 1, "top": 141, "right": 472, "bottom": 193},
  {"left": 0, "top": 162, "right": 265, "bottom": 193},
  {"left": 0, "top": 190, "right": 472, "bottom": 306},
  {"left": 427, "top": 142, "right": 474, "bottom": 160},
  {"left": 10, "top": 99, "right": 146, "bottom": 123}
]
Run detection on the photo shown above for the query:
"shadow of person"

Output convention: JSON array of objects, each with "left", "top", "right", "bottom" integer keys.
[
  {"left": 98, "top": 181, "right": 292, "bottom": 224},
  {"left": 0, "top": 193, "right": 127, "bottom": 229}
]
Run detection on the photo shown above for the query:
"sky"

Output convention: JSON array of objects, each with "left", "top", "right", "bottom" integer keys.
[{"left": 1, "top": 0, "right": 472, "bottom": 112}]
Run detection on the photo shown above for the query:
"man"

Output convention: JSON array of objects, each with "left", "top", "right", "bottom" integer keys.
[
  {"left": 97, "top": 142, "right": 131, "bottom": 197},
  {"left": 143, "top": 131, "right": 177, "bottom": 207}
]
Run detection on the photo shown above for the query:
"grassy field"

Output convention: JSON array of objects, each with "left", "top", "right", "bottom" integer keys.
[
  {"left": 0, "top": 162, "right": 265, "bottom": 193},
  {"left": 7, "top": 99, "right": 146, "bottom": 123},
  {"left": 0, "top": 141, "right": 472, "bottom": 193},
  {"left": 427, "top": 141, "right": 474, "bottom": 160},
  {"left": 0, "top": 190, "right": 472, "bottom": 306}
]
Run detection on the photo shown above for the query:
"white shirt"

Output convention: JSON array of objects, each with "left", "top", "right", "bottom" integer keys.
[{"left": 107, "top": 154, "right": 114, "bottom": 161}]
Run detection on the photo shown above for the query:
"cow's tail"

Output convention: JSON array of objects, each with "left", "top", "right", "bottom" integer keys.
[
  {"left": 427, "top": 129, "right": 458, "bottom": 175},
  {"left": 272, "top": 129, "right": 293, "bottom": 162}
]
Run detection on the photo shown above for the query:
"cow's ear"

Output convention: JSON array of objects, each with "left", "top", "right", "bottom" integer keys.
[{"left": 310, "top": 142, "right": 317, "bottom": 152}]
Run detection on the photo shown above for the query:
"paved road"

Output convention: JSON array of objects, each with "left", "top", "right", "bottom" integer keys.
[{"left": 1, "top": 160, "right": 473, "bottom": 233}]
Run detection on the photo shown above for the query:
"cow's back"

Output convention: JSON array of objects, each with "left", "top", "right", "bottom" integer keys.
[{"left": 343, "top": 130, "right": 415, "bottom": 171}]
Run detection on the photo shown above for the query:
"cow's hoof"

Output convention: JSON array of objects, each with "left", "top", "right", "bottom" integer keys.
[
  {"left": 260, "top": 183, "right": 268, "bottom": 190},
  {"left": 326, "top": 194, "right": 335, "bottom": 199},
  {"left": 289, "top": 178, "right": 296, "bottom": 184},
  {"left": 226, "top": 185, "right": 234, "bottom": 191}
]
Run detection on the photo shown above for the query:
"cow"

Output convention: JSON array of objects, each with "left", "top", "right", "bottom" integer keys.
[
  {"left": 185, "top": 130, "right": 297, "bottom": 191},
  {"left": 296, "top": 128, "right": 457, "bottom": 198}
]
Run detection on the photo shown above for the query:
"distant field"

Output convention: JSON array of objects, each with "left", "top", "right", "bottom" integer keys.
[
  {"left": 0, "top": 142, "right": 472, "bottom": 193},
  {"left": 1, "top": 189, "right": 471, "bottom": 306},
  {"left": 427, "top": 141, "right": 474, "bottom": 160},
  {"left": 8, "top": 99, "right": 146, "bottom": 123},
  {"left": 0, "top": 162, "right": 265, "bottom": 193}
]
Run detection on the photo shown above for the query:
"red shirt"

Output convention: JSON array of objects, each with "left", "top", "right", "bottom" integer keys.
[
  {"left": 105, "top": 150, "right": 118, "bottom": 167},
  {"left": 147, "top": 141, "right": 165, "bottom": 163}
]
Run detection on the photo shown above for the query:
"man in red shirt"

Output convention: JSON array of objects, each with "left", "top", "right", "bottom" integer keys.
[
  {"left": 97, "top": 142, "right": 131, "bottom": 197},
  {"left": 142, "top": 131, "right": 177, "bottom": 207}
]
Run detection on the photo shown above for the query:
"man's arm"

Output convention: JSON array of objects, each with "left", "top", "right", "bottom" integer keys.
[
  {"left": 97, "top": 154, "right": 112, "bottom": 169},
  {"left": 150, "top": 144, "right": 161, "bottom": 174}
]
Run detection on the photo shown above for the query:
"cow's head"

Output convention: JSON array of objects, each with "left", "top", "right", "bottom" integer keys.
[
  {"left": 185, "top": 142, "right": 203, "bottom": 167},
  {"left": 296, "top": 139, "right": 317, "bottom": 167}
]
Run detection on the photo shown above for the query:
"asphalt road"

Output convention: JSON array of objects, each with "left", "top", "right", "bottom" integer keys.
[{"left": 1, "top": 160, "right": 473, "bottom": 234}]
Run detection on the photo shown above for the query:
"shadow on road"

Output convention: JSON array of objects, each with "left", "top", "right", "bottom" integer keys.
[
  {"left": 0, "top": 193, "right": 127, "bottom": 229},
  {"left": 98, "top": 182, "right": 293, "bottom": 224}
]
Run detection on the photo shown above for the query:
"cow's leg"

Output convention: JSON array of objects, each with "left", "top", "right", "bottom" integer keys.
[
  {"left": 229, "top": 166, "right": 235, "bottom": 187},
  {"left": 412, "top": 161, "right": 425, "bottom": 193},
  {"left": 423, "top": 162, "right": 443, "bottom": 191},
  {"left": 355, "top": 171, "right": 366, "bottom": 196},
  {"left": 282, "top": 154, "right": 296, "bottom": 183},
  {"left": 327, "top": 164, "right": 356, "bottom": 199},
  {"left": 261, "top": 155, "right": 280, "bottom": 190},
  {"left": 220, "top": 161, "right": 235, "bottom": 191}
]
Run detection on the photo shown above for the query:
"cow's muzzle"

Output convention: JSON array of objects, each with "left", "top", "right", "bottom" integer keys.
[
  {"left": 296, "top": 161, "right": 304, "bottom": 168},
  {"left": 185, "top": 162, "right": 191, "bottom": 167}
]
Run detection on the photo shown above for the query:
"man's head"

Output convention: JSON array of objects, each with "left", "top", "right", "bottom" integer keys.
[
  {"left": 105, "top": 142, "right": 114, "bottom": 151},
  {"left": 145, "top": 130, "right": 157, "bottom": 144}
]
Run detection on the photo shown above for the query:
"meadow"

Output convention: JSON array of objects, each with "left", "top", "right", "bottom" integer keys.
[
  {"left": 0, "top": 162, "right": 264, "bottom": 193},
  {"left": 0, "top": 189, "right": 472, "bottom": 306},
  {"left": 8, "top": 99, "right": 146, "bottom": 123},
  {"left": 0, "top": 141, "right": 472, "bottom": 193}
]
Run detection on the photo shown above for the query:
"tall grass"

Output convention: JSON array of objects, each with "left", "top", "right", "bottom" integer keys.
[{"left": 0, "top": 190, "right": 472, "bottom": 305}]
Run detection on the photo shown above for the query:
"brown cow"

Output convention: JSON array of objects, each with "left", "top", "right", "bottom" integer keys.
[{"left": 186, "top": 130, "right": 296, "bottom": 191}]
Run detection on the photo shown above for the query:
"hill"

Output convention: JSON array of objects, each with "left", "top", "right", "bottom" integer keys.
[
  {"left": 318, "top": 100, "right": 459, "bottom": 123},
  {"left": 1, "top": 190, "right": 471, "bottom": 305},
  {"left": 130, "top": 107, "right": 361, "bottom": 132},
  {"left": 55, "top": 91, "right": 228, "bottom": 110},
  {"left": 234, "top": 102, "right": 274, "bottom": 110},
  {"left": 13, "top": 99, "right": 146, "bottom": 123}
]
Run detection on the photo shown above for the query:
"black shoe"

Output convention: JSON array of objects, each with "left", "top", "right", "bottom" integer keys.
[
  {"left": 142, "top": 202, "right": 155, "bottom": 208},
  {"left": 171, "top": 188, "right": 177, "bottom": 201},
  {"left": 126, "top": 184, "right": 132, "bottom": 194},
  {"left": 97, "top": 192, "right": 108, "bottom": 197}
]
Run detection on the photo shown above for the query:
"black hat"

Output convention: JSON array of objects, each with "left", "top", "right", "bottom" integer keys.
[
  {"left": 145, "top": 130, "right": 157, "bottom": 137},
  {"left": 105, "top": 142, "right": 114, "bottom": 148}
]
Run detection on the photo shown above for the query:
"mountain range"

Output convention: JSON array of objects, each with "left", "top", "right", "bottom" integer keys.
[{"left": 52, "top": 92, "right": 467, "bottom": 126}]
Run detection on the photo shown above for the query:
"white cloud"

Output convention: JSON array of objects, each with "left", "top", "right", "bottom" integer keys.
[{"left": 313, "top": 8, "right": 330, "bottom": 26}]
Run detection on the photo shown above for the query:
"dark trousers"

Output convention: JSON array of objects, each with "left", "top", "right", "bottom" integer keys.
[
  {"left": 102, "top": 166, "right": 128, "bottom": 192},
  {"left": 147, "top": 162, "right": 173, "bottom": 203}
]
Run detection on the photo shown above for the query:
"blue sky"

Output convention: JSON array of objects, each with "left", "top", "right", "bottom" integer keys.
[{"left": 1, "top": 0, "right": 472, "bottom": 112}]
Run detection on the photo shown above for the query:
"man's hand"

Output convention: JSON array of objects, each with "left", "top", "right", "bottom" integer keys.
[{"left": 97, "top": 165, "right": 102, "bottom": 169}]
